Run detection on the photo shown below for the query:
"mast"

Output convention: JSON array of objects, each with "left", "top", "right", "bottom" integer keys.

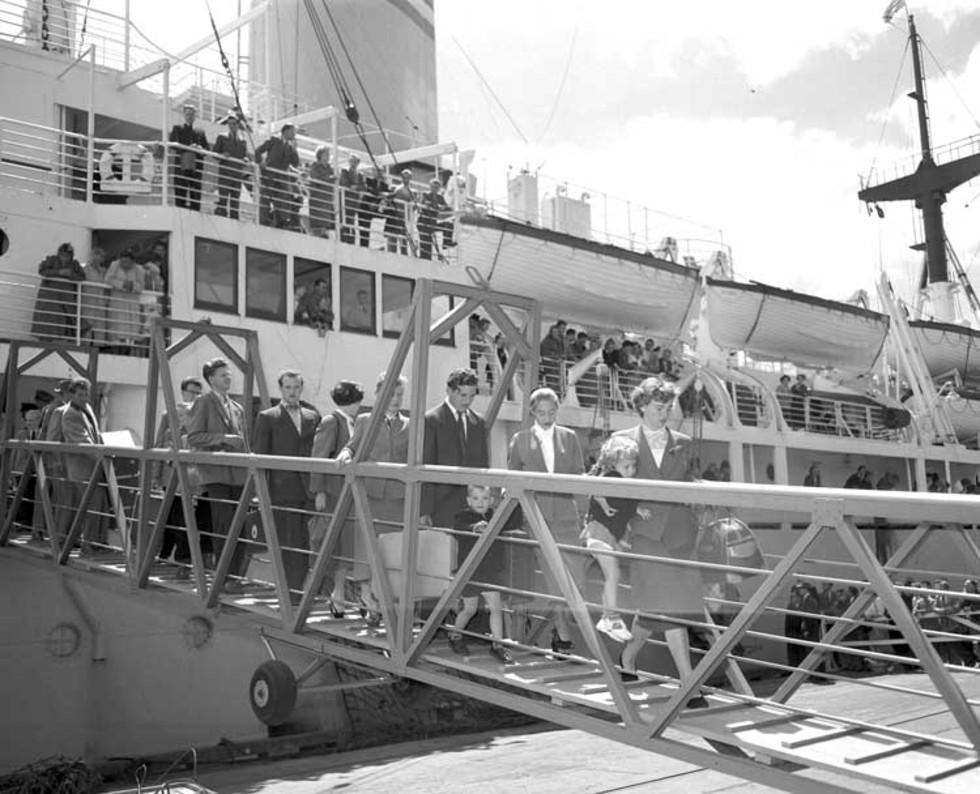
[{"left": 858, "top": 14, "right": 980, "bottom": 322}]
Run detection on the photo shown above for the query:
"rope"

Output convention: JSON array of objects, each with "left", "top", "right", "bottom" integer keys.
[
  {"left": 865, "top": 37, "right": 910, "bottom": 188},
  {"left": 204, "top": 1, "right": 255, "bottom": 149},
  {"left": 452, "top": 36, "right": 528, "bottom": 145},
  {"left": 320, "top": 0, "right": 397, "bottom": 158},
  {"left": 538, "top": 24, "right": 578, "bottom": 143},
  {"left": 920, "top": 38, "right": 980, "bottom": 133}
]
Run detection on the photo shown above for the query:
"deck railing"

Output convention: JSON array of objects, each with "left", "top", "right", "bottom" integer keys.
[
  {"left": 4, "top": 436, "right": 980, "bottom": 790},
  {"left": 0, "top": 269, "right": 164, "bottom": 350}
]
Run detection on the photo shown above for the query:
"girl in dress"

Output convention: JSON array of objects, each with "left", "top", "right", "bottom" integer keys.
[{"left": 582, "top": 435, "right": 644, "bottom": 643}]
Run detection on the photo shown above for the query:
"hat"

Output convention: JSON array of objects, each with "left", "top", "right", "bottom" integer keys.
[
  {"left": 430, "top": 178, "right": 442, "bottom": 187},
  {"left": 218, "top": 112, "right": 241, "bottom": 125},
  {"left": 53, "top": 378, "right": 72, "bottom": 394},
  {"left": 401, "top": 168, "right": 412, "bottom": 177},
  {"left": 331, "top": 380, "right": 365, "bottom": 407},
  {"left": 182, "top": 103, "right": 196, "bottom": 111},
  {"left": 57, "top": 242, "right": 74, "bottom": 255}
]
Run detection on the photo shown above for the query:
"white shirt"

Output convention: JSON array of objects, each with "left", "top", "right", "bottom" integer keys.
[
  {"left": 533, "top": 423, "right": 556, "bottom": 473},
  {"left": 642, "top": 426, "right": 668, "bottom": 468},
  {"left": 283, "top": 403, "right": 302, "bottom": 433}
]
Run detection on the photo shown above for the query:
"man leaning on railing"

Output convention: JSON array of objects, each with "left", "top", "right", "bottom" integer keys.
[{"left": 31, "top": 242, "right": 85, "bottom": 341}]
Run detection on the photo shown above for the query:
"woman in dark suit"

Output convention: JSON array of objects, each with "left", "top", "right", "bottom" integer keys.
[
  {"left": 338, "top": 372, "right": 410, "bottom": 623},
  {"left": 310, "top": 380, "right": 364, "bottom": 616},
  {"left": 613, "top": 376, "right": 706, "bottom": 706}
]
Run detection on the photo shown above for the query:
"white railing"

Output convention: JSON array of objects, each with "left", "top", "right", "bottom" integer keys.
[
  {"left": 865, "top": 132, "right": 980, "bottom": 189},
  {"left": 0, "top": 0, "right": 313, "bottom": 124},
  {"left": 0, "top": 116, "right": 460, "bottom": 261},
  {"left": 483, "top": 169, "right": 731, "bottom": 271},
  {"left": 0, "top": 269, "right": 164, "bottom": 350},
  {"left": 775, "top": 391, "right": 911, "bottom": 441}
]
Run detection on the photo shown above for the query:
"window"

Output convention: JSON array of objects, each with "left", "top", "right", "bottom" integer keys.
[
  {"left": 245, "top": 247, "right": 286, "bottom": 321},
  {"left": 382, "top": 275, "right": 413, "bottom": 338},
  {"left": 194, "top": 237, "right": 237, "bottom": 313},
  {"left": 294, "top": 258, "right": 332, "bottom": 330},
  {"left": 380, "top": 276, "right": 455, "bottom": 346},
  {"left": 339, "top": 266, "right": 376, "bottom": 334}
]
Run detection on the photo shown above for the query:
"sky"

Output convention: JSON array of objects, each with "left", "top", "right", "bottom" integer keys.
[
  {"left": 434, "top": 0, "right": 980, "bottom": 309},
  {"left": 100, "top": 0, "right": 980, "bottom": 311}
]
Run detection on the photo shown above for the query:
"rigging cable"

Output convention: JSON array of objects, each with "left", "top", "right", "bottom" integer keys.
[
  {"left": 320, "top": 0, "right": 397, "bottom": 158},
  {"left": 538, "top": 23, "right": 579, "bottom": 143},
  {"left": 452, "top": 36, "right": 529, "bottom": 144},
  {"left": 300, "top": 0, "right": 384, "bottom": 172},
  {"left": 204, "top": 2, "right": 257, "bottom": 150},
  {"left": 920, "top": 38, "right": 980, "bottom": 133},
  {"left": 865, "top": 36, "right": 910, "bottom": 187}
]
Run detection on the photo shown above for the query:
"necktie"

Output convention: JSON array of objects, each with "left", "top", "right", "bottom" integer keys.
[{"left": 459, "top": 411, "right": 468, "bottom": 443}]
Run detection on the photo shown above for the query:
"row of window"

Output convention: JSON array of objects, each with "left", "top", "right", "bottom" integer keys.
[{"left": 192, "top": 237, "right": 454, "bottom": 343}]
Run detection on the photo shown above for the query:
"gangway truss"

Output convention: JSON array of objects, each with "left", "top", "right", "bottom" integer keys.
[{"left": 3, "top": 280, "right": 980, "bottom": 793}]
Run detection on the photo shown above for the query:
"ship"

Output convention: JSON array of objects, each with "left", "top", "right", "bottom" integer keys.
[{"left": 3, "top": 3, "right": 980, "bottom": 793}]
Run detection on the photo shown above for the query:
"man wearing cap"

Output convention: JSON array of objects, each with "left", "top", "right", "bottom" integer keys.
[
  {"left": 61, "top": 377, "right": 108, "bottom": 553},
  {"left": 168, "top": 105, "right": 210, "bottom": 212},
  {"left": 339, "top": 154, "right": 367, "bottom": 246},
  {"left": 384, "top": 168, "right": 417, "bottom": 255},
  {"left": 212, "top": 114, "right": 249, "bottom": 220},
  {"left": 31, "top": 243, "right": 85, "bottom": 340},
  {"left": 255, "top": 124, "right": 300, "bottom": 230},
  {"left": 418, "top": 177, "right": 455, "bottom": 261}
]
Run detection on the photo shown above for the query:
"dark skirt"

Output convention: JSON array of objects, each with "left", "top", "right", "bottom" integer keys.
[{"left": 456, "top": 530, "right": 506, "bottom": 597}]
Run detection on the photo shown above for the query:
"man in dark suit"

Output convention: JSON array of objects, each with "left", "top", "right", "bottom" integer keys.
[
  {"left": 212, "top": 114, "right": 249, "bottom": 220},
  {"left": 253, "top": 370, "right": 321, "bottom": 605},
  {"left": 187, "top": 358, "right": 250, "bottom": 591},
  {"left": 507, "top": 387, "right": 585, "bottom": 655},
  {"left": 60, "top": 377, "right": 108, "bottom": 555},
  {"left": 254, "top": 123, "right": 300, "bottom": 229},
  {"left": 338, "top": 154, "right": 366, "bottom": 245},
  {"left": 420, "top": 368, "right": 488, "bottom": 529},
  {"left": 310, "top": 380, "right": 365, "bottom": 613},
  {"left": 151, "top": 376, "right": 204, "bottom": 579},
  {"left": 168, "top": 104, "right": 209, "bottom": 211}
]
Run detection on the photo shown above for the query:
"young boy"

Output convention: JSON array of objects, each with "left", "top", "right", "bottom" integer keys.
[{"left": 449, "top": 485, "right": 515, "bottom": 664}]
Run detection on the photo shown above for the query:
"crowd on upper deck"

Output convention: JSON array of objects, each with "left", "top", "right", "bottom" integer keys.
[
  {"left": 163, "top": 107, "right": 457, "bottom": 260},
  {"left": 30, "top": 240, "right": 168, "bottom": 352}
]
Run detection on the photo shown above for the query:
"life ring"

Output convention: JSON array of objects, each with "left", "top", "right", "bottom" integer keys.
[
  {"left": 249, "top": 660, "right": 297, "bottom": 726},
  {"left": 99, "top": 141, "right": 156, "bottom": 186}
]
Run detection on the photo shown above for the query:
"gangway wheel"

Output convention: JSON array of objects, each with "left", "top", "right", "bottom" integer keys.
[{"left": 249, "top": 660, "right": 298, "bottom": 726}]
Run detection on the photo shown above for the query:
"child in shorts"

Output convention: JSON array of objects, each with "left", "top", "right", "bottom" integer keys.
[
  {"left": 582, "top": 435, "right": 641, "bottom": 643},
  {"left": 449, "top": 485, "right": 515, "bottom": 664}
]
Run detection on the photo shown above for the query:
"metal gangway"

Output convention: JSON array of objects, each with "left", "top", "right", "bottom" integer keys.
[{"left": 4, "top": 281, "right": 980, "bottom": 793}]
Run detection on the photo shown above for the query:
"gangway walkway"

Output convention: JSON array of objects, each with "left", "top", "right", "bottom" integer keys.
[{"left": 4, "top": 283, "right": 980, "bottom": 793}]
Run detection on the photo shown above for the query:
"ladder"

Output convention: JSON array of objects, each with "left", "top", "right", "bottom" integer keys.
[{"left": 876, "top": 273, "right": 958, "bottom": 444}]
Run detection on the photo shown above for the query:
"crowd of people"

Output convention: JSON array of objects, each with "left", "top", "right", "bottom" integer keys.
[
  {"left": 10, "top": 362, "right": 979, "bottom": 688},
  {"left": 166, "top": 106, "right": 457, "bottom": 260},
  {"left": 537, "top": 319, "right": 682, "bottom": 406},
  {"left": 786, "top": 578, "right": 980, "bottom": 676},
  {"left": 30, "top": 240, "right": 167, "bottom": 352}
]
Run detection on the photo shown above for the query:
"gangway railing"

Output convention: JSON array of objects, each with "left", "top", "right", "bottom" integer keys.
[{"left": 4, "top": 437, "right": 980, "bottom": 792}]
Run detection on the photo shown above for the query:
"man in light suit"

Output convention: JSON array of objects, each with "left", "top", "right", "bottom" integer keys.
[
  {"left": 253, "top": 370, "right": 320, "bottom": 605},
  {"left": 311, "top": 380, "right": 365, "bottom": 613},
  {"left": 187, "top": 357, "right": 250, "bottom": 591},
  {"left": 420, "top": 368, "right": 488, "bottom": 529},
  {"left": 507, "top": 387, "right": 585, "bottom": 655},
  {"left": 60, "top": 377, "right": 108, "bottom": 554},
  {"left": 36, "top": 378, "right": 71, "bottom": 541}
]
